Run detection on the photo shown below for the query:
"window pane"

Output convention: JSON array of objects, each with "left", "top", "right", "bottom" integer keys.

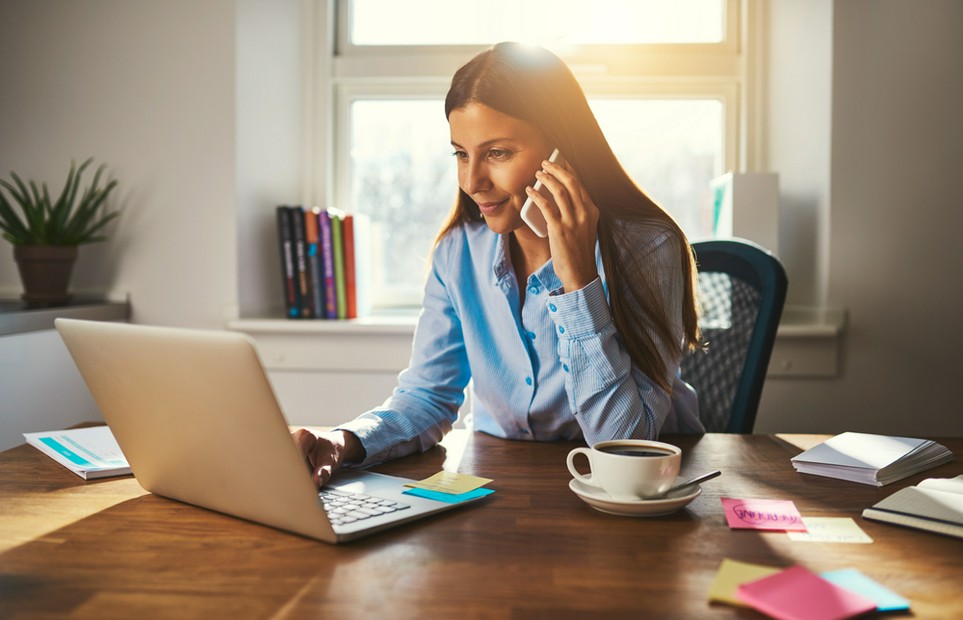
[
  {"left": 349, "top": 98, "right": 724, "bottom": 304},
  {"left": 590, "top": 99, "right": 724, "bottom": 240},
  {"left": 349, "top": 100, "right": 452, "bottom": 304},
  {"left": 350, "top": 0, "right": 724, "bottom": 46}
]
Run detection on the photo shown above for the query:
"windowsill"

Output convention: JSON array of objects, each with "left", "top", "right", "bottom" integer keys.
[
  {"left": 228, "top": 310, "right": 419, "bottom": 336},
  {"left": 231, "top": 306, "right": 844, "bottom": 337},
  {"left": 0, "top": 291, "right": 131, "bottom": 337},
  {"left": 776, "top": 306, "right": 846, "bottom": 338},
  {"left": 230, "top": 305, "right": 846, "bottom": 379}
]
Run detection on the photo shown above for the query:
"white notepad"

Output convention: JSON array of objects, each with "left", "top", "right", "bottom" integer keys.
[{"left": 24, "top": 426, "right": 131, "bottom": 480}]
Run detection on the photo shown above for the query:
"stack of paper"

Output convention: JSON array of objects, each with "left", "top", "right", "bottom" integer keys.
[{"left": 790, "top": 432, "right": 953, "bottom": 486}]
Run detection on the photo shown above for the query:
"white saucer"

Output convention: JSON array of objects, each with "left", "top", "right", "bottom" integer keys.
[{"left": 569, "top": 476, "right": 702, "bottom": 517}]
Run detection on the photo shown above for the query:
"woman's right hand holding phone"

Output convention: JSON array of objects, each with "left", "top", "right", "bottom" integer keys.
[{"left": 524, "top": 156, "right": 601, "bottom": 294}]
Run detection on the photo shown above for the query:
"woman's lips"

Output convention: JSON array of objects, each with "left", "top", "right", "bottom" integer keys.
[{"left": 476, "top": 197, "right": 509, "bottom": 215}]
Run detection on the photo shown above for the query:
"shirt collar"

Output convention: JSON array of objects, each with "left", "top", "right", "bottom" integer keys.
[
  {"left": 531, "top": 259, "right": 564, "bottom": 296},
  {"left": 490, "top": 231, "right": 603, "bottom": 296},
  {"left": 491, "top": 233, "right": 564, "bottom": 295},
  {"left": 492, "top": 233, "right": 513, "bottom": 285}
]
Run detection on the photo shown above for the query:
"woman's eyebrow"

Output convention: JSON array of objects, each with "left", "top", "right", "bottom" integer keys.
[{"left": 450, "top": 137, "right": 519, "bottom": 150}]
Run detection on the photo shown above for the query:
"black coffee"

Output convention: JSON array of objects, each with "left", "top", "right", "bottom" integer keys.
[{"left": 600, "top": 447, "right": 673, "bottom": 457}]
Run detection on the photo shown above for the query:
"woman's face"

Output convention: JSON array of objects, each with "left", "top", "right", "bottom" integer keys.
[{"left": 449, "top": 103, "right": 553, "bottom": 236}]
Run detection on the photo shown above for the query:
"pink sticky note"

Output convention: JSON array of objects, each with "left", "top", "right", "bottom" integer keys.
[
  {"left": 721, "top": 497, "right": 807, "bottom": 531},
  {"left": 736, "top": 565, "right": 877, "bottom": 620}
]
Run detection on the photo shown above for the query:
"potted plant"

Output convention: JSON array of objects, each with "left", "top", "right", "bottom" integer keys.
[{"left": 0, "top": 158, "right": 119, "bottom": 307}]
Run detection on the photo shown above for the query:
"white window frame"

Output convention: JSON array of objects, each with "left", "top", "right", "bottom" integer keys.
[
  {"left": 315, "top": 0, "right": 756, "bottom": 308},
  {"left": 332, "top": 83, "right": 452, "bottom": 307}
]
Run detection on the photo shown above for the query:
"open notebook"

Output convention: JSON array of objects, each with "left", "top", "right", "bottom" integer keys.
[
  {"left": 862, "top": 475, "right": 963, "bottom": 539},
  {"left": 55, "top": 318, "right": 488, "bottom": 543}
]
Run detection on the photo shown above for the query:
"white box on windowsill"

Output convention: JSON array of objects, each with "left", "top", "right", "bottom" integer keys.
[{"left": 710, "top": 172, "right": 780, "bottom": 255}]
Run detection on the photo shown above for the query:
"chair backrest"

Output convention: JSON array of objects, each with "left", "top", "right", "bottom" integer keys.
[{"left": 680, "top": 238, "right": 788, "bottom": 433}]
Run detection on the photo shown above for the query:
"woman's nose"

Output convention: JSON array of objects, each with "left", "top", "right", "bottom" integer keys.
[{"left": 463, "top": 160, "right": 491, "bottom": 194}]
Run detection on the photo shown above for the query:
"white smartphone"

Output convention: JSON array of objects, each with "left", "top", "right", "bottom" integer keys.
[{"left": 520, "top": 148, "right": 562, "bottom": 238}]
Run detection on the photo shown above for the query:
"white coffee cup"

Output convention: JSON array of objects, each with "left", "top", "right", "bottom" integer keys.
[{"left": 567, "top": 440, "right": 682, "bottom": 501}]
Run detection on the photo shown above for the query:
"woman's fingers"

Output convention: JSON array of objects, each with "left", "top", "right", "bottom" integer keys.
[
  {"left": 538, "top": 162, "right": 598, "bottom": 231},
  {"left": 291, "top": 428, "right": 342, "bottom": 487},
  {"left": 291, "top": 428, "right": 316, "bottom": 467},
  {"left": 533, "top": 170, "right": 568, "bottom": 223},
  {"left": 526, "top": 161, "right": 600, "bottom": 292},
  {"left": 538, "top": 160, "right": 598, "bottom": 227}
]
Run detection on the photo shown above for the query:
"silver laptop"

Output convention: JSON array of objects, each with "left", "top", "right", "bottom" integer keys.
[{"left": 55, "top": 318, "right": 486, "bottom": 543}]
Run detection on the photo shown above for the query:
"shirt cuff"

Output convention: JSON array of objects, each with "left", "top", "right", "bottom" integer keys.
[
  {"left": 545, "top": 277, "right": 612, "bottom": 338},
  {"left": 332, "top": 414, "right": 386, "bottom": 468}
]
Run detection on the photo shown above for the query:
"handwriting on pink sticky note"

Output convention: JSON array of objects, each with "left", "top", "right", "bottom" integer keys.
[
  {"left": 736, "top": 565, "right": 877, "bottom": 620},
  {"left": 721, "top": 497, "right": 807, "bottom": 531}
]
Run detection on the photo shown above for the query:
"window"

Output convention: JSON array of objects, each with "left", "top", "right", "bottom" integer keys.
[
  {"left": 328, "top": 0, "right": 745, "bottom": 308},
  {"left": 348, "top": 0, "right": 726, "bottom": 45}
]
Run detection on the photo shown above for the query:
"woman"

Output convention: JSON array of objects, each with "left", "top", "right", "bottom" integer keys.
[{"left": 294, "top": 42, "right": 704, "bottom": 486}]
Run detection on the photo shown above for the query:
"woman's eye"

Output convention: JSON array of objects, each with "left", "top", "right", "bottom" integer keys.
[
  {"left": 488, "top": 149, "right": 511, "bottom": 160},
  {"left": 452, "top": 150, "right": 468, "bottom": 160}
]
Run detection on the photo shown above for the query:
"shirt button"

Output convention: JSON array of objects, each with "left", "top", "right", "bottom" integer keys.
[
  {"left": 527, "top": 331, "right": 536, "bottom": 340},
  {"left": 558, "top": 326, "right": 565, "bottom": 334},
  {"left": 525, "top": 377, "right": 533, "bottom": 386},
  {"left": 548, "top": 303, "right": 557, "bottom": 312},
  {"left": 563, "top": 363, "right": 569, "bottom": 373},
  {"left": 528, "top": 286, "right": 538, "bottom": 295}
]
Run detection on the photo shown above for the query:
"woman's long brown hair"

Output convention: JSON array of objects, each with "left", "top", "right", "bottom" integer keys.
[{"left": 437, "top": 42, "right": 700, "bottom": 390}]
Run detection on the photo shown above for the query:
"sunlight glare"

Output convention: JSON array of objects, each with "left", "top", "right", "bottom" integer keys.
[{"left": 350, "top": 0, "right": 723, "bottom": 46}]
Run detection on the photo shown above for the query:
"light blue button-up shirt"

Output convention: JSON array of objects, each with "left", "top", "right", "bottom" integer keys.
[{"left": 338, "top": 220, "right": 703, "bottom": 466}]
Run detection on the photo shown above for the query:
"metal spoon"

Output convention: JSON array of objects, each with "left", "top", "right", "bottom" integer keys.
[{"left": 655, "top": 470, "right": 722, "bottom": 498}]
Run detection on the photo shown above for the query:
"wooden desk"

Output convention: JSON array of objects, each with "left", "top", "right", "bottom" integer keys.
[{"left": 1, "top": 432, "right": 961, "bottom": 619}]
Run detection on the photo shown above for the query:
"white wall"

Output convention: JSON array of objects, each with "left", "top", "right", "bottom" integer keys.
[
  {"left": 764, "top": 0, "right": 833, "bottom": 308},
  {"left": 0, "top": 330, "right": 102, "bottom": 450},
  {"left": 758, "top": 0, "right": 963, "bottom": 435},
  {"left": 0, "top": 0, "right": 238, "bottom": 328},
  {"left": 235, "top": 0, "right": 311, "bottom": 319}
]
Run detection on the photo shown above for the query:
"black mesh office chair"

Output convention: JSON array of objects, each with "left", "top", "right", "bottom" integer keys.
[{"left": 680, "top": 238, "right": 788, "bottom": 433}]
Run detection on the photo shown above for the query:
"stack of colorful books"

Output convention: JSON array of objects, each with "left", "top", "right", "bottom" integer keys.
[{"left": 276, "top": 205, "right": 366, "bottom": 319}]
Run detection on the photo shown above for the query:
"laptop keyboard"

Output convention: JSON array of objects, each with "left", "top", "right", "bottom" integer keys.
[{"left": 319, "top": 488, "right": 411, "bottom": 526}]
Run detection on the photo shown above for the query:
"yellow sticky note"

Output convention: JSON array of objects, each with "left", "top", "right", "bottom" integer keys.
[
  {"left": 707, "top": 559, "right": 782, "bottom": 606},
  {"left": 405, "top": 471, "right": 493, "bottom": 495},
  {"left": 787, "top": 517, "right": 874, "bottom": 544}
]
